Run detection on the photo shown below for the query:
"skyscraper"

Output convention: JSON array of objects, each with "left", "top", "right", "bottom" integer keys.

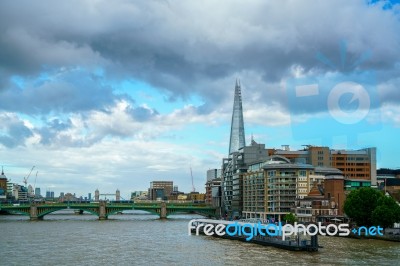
[
  {"left": 35, "top": 187, "right": 41, "bottom": 197},
  {"left": 221, "top": 81, "right": 271, "bottom": 218},
  {"left": 228, "top": 80, "right": 246, "bottom": 154}
]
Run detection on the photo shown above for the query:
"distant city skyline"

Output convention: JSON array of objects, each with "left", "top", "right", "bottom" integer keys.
[{"left": 0, "top": 1, "right": 400, "bottom": 197}]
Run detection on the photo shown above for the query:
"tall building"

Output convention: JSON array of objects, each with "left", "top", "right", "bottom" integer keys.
[
  {"left": 95, "top": 189, "right": 99, "bottom": 201},
  {"left": 229, "top": 80, "right": 246, "bottom": 155},
  {"left": 221, "top": 81, "right": 271, "bottom": 218},
  {"left": 222, "top": 140, "right": 270, "bottom": 217},
  {"left": 205, "top": 169, "right": 222, "bottom": 212},
  {"left": 223, "top": 80, "right": 247, "bottom": 217},
  {"left": 35, "top": 187, "right": 41, "bottom": 197},
  {"left": 28, "top": 185, "right": 34, "bottom": 196}
]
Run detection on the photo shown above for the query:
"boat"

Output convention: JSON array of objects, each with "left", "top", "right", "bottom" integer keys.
[{"left": 188, "top": 219, "right": 319, "bottom": 251}]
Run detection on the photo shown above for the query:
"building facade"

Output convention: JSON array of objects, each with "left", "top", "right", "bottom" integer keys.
[
  {"left": 272, "top": 146, "right": 377, "bottom": 186},
  {"left": 149, "top": 181, "right": 173, "bottom": 200},
  {"left": 0, "top": 168, "right": 7, "bottom": 201},
  {"left": 222, "top": 140, "right": 269, "bottom": 217},
  {"left": 243, "top": 156, "right": 314, "bottom": 221},
  {"left": 243, "top": 155, "right": 344, "bottom": 221},
  {"left": 294, "top": 175, "right": 345, "bottom": 223},
  {"left": 228, "top": 80, "right": 246, "bottom": 155}
]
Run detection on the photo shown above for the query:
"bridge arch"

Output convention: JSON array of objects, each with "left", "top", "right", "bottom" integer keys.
[
  {"left": 130, "top": 207, "right": 162, "bottom": 217},
  {"left": 166, "top": 209, "right": 216, "bottom": 218},
  {"left": 36, "top": 207, "right": 100, "bottom": 218},
  {"left": 2, "top": 209, "right": 30, "bottom": 217},
  {"left": 106, "top": 208, "right": 160, "bottom": 217}
]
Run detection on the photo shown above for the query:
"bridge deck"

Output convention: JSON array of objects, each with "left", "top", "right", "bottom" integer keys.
[{"left": 0, "top": 201, "right": 217, "bottom": 220}]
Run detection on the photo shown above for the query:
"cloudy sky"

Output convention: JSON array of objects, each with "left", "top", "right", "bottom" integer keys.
[{"left": 1, "top": 0, "right": 399, "bottom": 198}]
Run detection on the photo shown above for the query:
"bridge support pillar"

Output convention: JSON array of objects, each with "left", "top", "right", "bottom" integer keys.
[
  {"left": 29, "top": 205, "right": 41, "bottom": 221},
  {"left": 160, "top": 202, "right": 167, "bottom": 219},
  {"left": 99, "top": 201, "right": 107, "bottom": 220}
]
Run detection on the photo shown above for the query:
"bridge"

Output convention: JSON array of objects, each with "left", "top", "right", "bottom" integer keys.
[{"left": 0, "top": 201, "right": 217, "bottom": 220}]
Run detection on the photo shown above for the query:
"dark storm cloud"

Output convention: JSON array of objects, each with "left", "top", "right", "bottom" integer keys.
[
  {"left": 37, "top": 118, "right": 72, "bottom": 145},
  {"left": 0, "top": 0, "right": 399, "bottom": 115},
  {"left": 0, "top": 69, "right": 128, "bottom": 114}
]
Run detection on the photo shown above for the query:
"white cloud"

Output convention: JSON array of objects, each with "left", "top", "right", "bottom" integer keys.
[
  {"left": 1, "top": 0, "right": 400, "bottom": 197},
  {"left": 1, "top": 137, "right": 218, "bottom": 197},
  {"left": 244, "top": 103, "right": 291, "bottom": 126}
]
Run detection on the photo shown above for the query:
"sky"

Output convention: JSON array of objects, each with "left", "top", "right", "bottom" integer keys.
[{"left": 0, "top": 0, "right": 399, "bottom": 199}]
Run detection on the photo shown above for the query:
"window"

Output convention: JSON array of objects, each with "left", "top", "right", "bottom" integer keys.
[
  {"left": 267, "top": 170, "right": 276, "bottom": 177},
  {"left": 299, "top": 170, "right": 307, "bottom": 177}
]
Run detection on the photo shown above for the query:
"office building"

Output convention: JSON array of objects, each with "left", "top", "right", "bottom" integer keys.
[
  {"left": 205, "top": 169, "right": 222, "bottom": 208},
  {"left": 207, "top": 169, "right": 221, "bottom": 181},
  {"left": 243, "top": 156, "right": 313, "bottom": 221},
  {"left": 205, "top": 178, "right": 221, "bottom": 205},
  {"left": 242, "top": 155, "right": 344, "bottom": 221},
  {"left": 271, "top": 146, "right": 377, "bottom": 186},
  {"left": 149, "top": 181, "right": 173, "bottom": 200},
  {"left": 222, "top": 140, "right": 270, "bottom": 217},
  {"left": 35, "top": 187, "right": 41, "bottom": 198},
  {"left": 12, "top": 184, "right": 28, "bottom": 201},
  {"left": 95, "top": 189, "right": 99, "bottom": 201}
]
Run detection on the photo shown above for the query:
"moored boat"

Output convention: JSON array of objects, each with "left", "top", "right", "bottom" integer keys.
[{"left": 188, "top": 219, "right": 320, "bottom": 252}]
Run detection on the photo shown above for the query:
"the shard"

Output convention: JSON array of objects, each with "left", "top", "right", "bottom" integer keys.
[{"left": 228, "top": 80, "right": 246, "bottom": 154}]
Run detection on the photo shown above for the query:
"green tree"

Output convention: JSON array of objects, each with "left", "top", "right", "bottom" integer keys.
[
  {"left": 284, "top": 212, "right": 296, "bottom": 224},
  {"left": 372, "top": 196, "right": 400, "bottom": 229},
  {"left": 343, "top": 187, "right": 384, "bottom": 227}
]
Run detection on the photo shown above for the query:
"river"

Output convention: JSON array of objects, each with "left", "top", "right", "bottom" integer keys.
[{"left": 1, "top": 211, "right": 399, "bottom": 265}]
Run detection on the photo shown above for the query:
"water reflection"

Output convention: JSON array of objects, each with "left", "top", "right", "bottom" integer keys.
[{"left": 1, "top": 213, "right": 399, "bottom": 265}]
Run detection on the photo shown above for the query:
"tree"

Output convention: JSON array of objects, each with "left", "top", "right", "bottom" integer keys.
[
  {"left": 343, "top": 187, "right": 384, "bottom": 227},
  {"left": 372, "top": 196, "right": 400, "bottom": 229},
  {"left": 284, "top": 212, "right": 296, "bottom": 224}
]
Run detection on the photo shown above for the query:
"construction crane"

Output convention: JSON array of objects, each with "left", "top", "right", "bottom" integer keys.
[
  {"left": 33, "top": 171, "right": 38, "bottom": 192},
  {"left": 23, "top": 166, "right": 35, "bottom": 187},
  {"left": 190, "top": 167, "right": 196, "bottom": 193}
]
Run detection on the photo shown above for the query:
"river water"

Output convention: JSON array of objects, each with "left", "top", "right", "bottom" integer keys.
[{"left": 1, "top": 211, "right": 399, "bottom": 265}]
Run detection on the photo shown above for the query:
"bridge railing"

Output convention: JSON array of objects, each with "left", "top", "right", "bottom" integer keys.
[{"left": 0, "top": 200, "right": 214, "bottom": 209}]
